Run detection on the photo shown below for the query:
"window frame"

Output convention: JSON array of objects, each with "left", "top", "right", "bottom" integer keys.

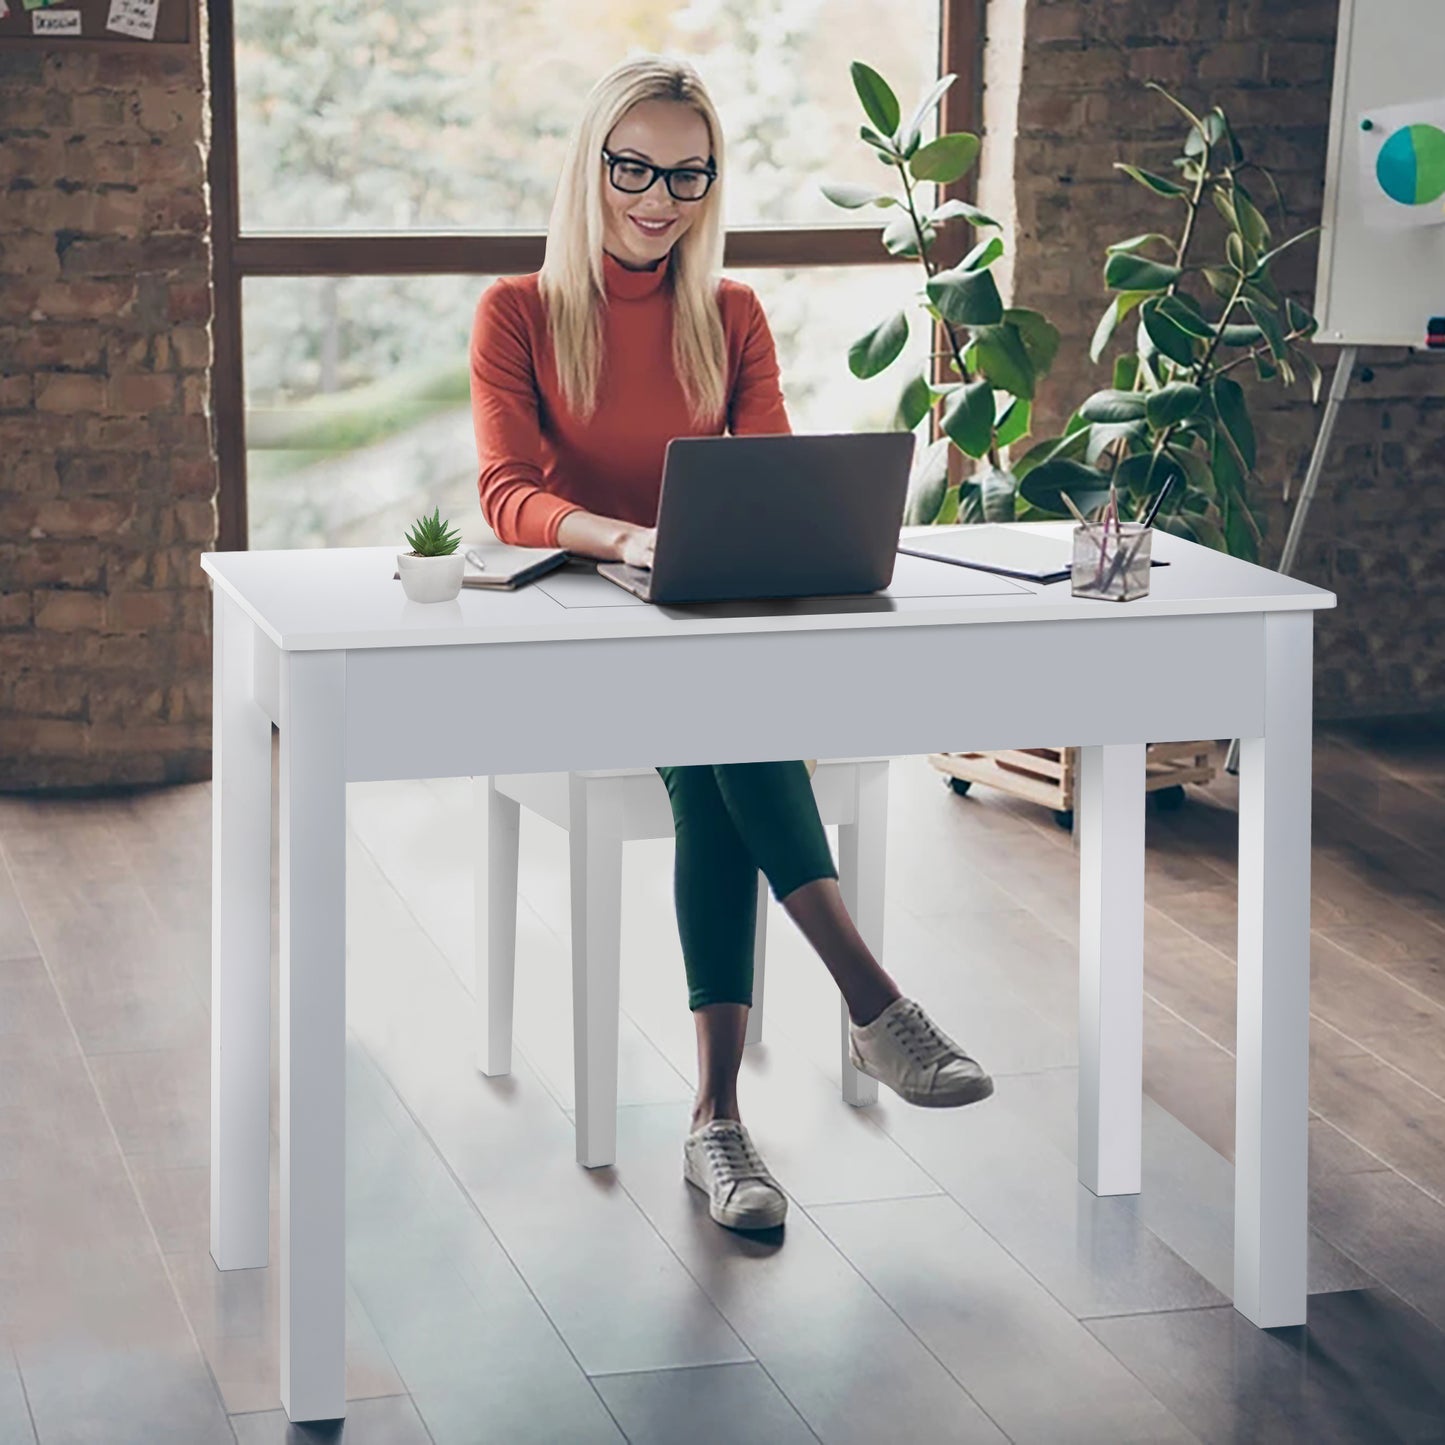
[{"left": 207, "top": 0, "right": 984, "bottom": 550}]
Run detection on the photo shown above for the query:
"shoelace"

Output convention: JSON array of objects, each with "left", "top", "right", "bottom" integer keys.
[
  {"left": 701, "top": 1126, "right": 772, "bottom": 1191},
  {"left": 884, "top": 1002, "right": 958, "bottom": 1066}
]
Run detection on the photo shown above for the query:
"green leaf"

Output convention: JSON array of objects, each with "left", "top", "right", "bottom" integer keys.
[
  {"left": 902, "top": 436, "right": 951, "bottom": 525},
  {"left": 1145, "top": 381, "right": 1205, "bottom": 428},
  {"left": 1234, "top": 188, "right": 1271, "bottom": 250},
  {"left": 1145, "top": 82, "right": 1206, "bottom": 137},
  {"left": 1141, "top": 298, "right": 1200, "bottom": 366},
  {"left": 1089, "top": 291, "right": 1149, "bottom": 363},
  {"left": 1103, "top": 252, "right": 1182, "bottom": 292},
  {"left": 928, "top": 198, "right": 1000, "bottom": 228},
  {"left": 1018, "top": 458, "right": 1112, "bottom": 518},
  {"left": 1114, "top": 162, "right": 1190, "bottom": 197},
  {"left": 1225, "top": 230, "right": 1258, "bottom": 276},
  {"left": 820, "top": 182, "right": 897, "bottom": 209},
  {"left": 1252, "top": 226, "right": 1321, "bottom": 276},
  {"left": 882, "top": 212, "right": 934, "bottom": 257},
  {"left": 1012, "top": 426, "right": 1089, "bottom": 481},
  {"left": 926, "top": 265, "right": 1004, "bottom": 326},
  {"left": 972, "top": 322, "right": 1036, "bottom": 399},
  {"left": 1079, "top": 389, "right": 1147, "bottom": 423},
  {"left": 894, "top": 368, "right": 935, "bottom": 431},
  {"left": 1165, "top": 440, "right": 1217, "bottom": 499},
  {"left": 940, "top": 379, "right": 996, "bottom": 458},
  {"left": 1156, "top": 294, "right": 1216, "bottom": 339},
  {"left": 851, "top": 61, "right": 901, "bottom": 137},
  {"left": 962, "top": 236, "right": 1004, "bottom": 272},
  {"left": 1285, "top": 297, "right": 1319, "bottom": 339},
  {"left": 1106, "top": 232, "right": 1176, "bottom": 256},
  {"left": 977, "top": 465, "right": 1018, "bottom": 522},
  {"left": 1211, "top": 375, "right": 1256, "bottom": 469},
  {"left": 848, "top": 310, "right": 909, "bottom": 379},
  {"left": 935, "top": 484, "right": 962, "bottom": 525},
  {"left": 994, "top": 396, "right": 1032, "bottom": 448},
  {"left": 900, "top": 73, "right": 956, "bottom": 154},
  {"left": 1003, "top": 307, "right": 1060, "bottom": 378},
  {"left": 1113, "top": 353, "right": 1140, "bottom": 391},
  {"left": 1219, "top": 323, "right": 1264, "bottom": 347},
  {"left": 1085, "top": 419, "right": 1146, "bottom": 464},
  {"left": 859, "top": 124, "right": 896, "bottom": 155},
  {"left": 909, "top": 132, "right": 981, "bottom": 185},
  {"left": 1292, "top": 346, "right": 1323, "bottom": 403},
  {"left": 1242, "top": 297, "right": 1288, "bottom": 361},
  {"left": 1202, "top": 267, "right": 1238, "bottom": 300},
  {"left": 1114, "top": 450, "right": 1184, "bottom": 501}
]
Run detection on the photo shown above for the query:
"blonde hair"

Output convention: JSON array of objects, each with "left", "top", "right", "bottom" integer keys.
[{"left": 539, "top": 55, "right": 728, "bottom": 424}]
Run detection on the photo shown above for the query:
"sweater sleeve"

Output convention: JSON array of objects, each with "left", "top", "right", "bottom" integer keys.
[
  {"left": 469, "top": 280, "right": 585, "bottom": 548},
  {"left": 726, "top": 286, "right": 791, "bottom": 437}
]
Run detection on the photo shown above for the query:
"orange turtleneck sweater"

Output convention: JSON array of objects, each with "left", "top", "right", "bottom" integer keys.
[{"left": 468, "top": 251, "right": 791, "bottom": 549}]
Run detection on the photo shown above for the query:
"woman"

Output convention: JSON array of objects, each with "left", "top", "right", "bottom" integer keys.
[{"left": 470, "top": 55, "right": 992, "bottom": 1234}]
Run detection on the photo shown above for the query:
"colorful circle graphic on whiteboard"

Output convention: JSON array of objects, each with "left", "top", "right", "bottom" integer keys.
[{"left": 1375, "top": 123, "right": 1445, "bottom": 206}]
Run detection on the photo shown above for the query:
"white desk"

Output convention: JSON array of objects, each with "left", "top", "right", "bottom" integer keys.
[{"left": 202, "top": 525, "right": 1335, "bottom": 1423}]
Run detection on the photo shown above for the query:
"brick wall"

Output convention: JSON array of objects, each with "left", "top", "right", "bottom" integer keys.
[
  {"left": 989, "top": 0, "right": 1444, "bottom": 716},
  {"left": 0, "top": 32, "right": 216, "bottom": 789}
]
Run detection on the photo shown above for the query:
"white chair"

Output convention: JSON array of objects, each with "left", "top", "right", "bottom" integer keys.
[{"left": 475, "top": 759, "right": 891, "bottom": 1167}]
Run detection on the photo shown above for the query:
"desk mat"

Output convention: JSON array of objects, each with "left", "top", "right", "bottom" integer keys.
[{"left": 533, "top": 551, "right": 1033, "bottom": 610}]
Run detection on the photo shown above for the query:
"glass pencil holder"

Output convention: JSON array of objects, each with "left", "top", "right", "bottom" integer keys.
[{"left": 1071, "top": 521, "right": 1152, "bottom": 602}]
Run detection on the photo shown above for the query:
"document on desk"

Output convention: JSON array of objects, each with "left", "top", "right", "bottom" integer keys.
[{"left": 899, "top": 523, "right": 1169, "bottom": 584}]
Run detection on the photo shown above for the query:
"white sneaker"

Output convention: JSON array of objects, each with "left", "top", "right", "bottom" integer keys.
[
  {"left": 683, "top": 1119, "right": 788, "bottom": 1231},
  {"left": 849, "top": 996, "right": 994, "bottom": 1108}
]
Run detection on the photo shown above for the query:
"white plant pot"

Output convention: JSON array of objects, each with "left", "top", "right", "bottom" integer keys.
[{"left": 397, "top": 551, "right": 465, "bottom": 603}]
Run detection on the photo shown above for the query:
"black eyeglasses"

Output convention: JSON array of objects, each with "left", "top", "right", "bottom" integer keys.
[{"left": 602, "top": 148, "right": 717, "bottom": 202}]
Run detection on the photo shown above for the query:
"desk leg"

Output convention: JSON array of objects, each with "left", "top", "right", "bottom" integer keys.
[
  {"left": 211, "top": 590, "right": 273, "bottom": 1271},
  {"left": 279, "top": 650, "right": 347, "bottom": 1422},
  {"left": 569, "top": 774, "right": 623, "bottom": 1169},
  {"left": 1235, "top": 612, "right": 1312, "bottom": 1328},
  {"left": 1076, "top": 743, "right": 1144, "bottom": 1196}
]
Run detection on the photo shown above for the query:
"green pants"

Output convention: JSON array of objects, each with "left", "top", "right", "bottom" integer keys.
[{"left": 656, "top": 760, "right": 839, "bottom": 1012}]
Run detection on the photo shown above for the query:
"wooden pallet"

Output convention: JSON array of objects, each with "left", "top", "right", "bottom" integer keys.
[{"left": 928, "top": 742, "right": 1217, "bottom": 820}]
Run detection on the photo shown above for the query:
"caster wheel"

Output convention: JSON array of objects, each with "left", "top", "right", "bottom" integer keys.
[
  {"left": 1053, "top": 809, "right": 1074, "bottom": 831},
  {"left": 1153, "top": 785, "right": 1187, "bottom": 812},
  {"left": 947, "top": 777, "right": 973, "bottom": 797}
]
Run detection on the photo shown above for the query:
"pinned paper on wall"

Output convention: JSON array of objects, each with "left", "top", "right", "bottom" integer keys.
[
  {"left": 1358, "top": 97, "right": 1445, "bottom": 229},
  {"left": 31, "top": 6, "right": 80, "bottom": 30},
  {"left": 105, "top": 0, "right": 158, "bottom": 39}
]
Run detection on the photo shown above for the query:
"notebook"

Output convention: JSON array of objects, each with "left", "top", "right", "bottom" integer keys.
[
  {"left": 898, "top": 523, "right": 1167, "bottom": 584},
  {"left": 392, "top": 541, "right": 570, "bottom": 590}
]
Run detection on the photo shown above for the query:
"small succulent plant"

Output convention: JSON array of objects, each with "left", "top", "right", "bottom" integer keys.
[{"left": 404, "top": 507, "right": 461, "bottom": 557}]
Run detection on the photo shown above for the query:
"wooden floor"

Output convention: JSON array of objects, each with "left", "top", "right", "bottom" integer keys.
[{"left": 2, "top": 723, "right": 1443, "bottom": 1443}]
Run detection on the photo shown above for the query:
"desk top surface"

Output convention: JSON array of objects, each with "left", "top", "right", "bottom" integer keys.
[{"left": 201, "top": 524, "right": 1336, "bottom": 652}]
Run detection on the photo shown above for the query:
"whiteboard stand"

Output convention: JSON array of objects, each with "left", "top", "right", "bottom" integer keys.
[{"left": 1224, "top": 344, "right": 1357, "bottom": 775}]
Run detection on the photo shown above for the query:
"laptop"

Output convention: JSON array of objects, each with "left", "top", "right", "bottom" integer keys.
[{"left": 596, "top": 432, "right": 915, "bottom": 605}]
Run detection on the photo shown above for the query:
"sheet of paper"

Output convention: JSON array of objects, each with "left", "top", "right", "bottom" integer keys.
[
  {"left": 105, "top": 0, "right": 158, "bottom": 39},
  {"left": 31, "top": 6, "right": 80, "bottom": 31},
  {"left": 1358, "top": 97, "right": 1445, "bottom": 231}
]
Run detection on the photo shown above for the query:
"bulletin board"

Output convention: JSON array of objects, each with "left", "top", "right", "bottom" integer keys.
[{"left": 0, "top": 0, "right": 190, "bottom": 47}]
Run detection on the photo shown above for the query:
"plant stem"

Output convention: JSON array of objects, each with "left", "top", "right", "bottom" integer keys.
[{"left": 893, "top": 155, "right": 1003, "bottom": 471}]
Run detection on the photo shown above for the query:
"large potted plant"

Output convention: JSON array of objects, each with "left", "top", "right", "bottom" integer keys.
[
  {"left": 820, "top": 63, "right": 1060, "bottom": 526},
  {"left": 1014, "top": 84, "right": 1322, "bottom": 560}
]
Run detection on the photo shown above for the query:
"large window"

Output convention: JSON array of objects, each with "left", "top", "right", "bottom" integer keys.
[{"left": 213, "top": 0, "right": 979, "bottom": 548}]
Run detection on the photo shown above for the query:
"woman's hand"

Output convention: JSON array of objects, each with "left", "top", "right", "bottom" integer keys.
[{"left": 620, "top": 526, "right": 656, "bottom": 570}]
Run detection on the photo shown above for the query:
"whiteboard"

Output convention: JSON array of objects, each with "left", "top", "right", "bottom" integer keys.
[{"left": 1314, "top": 0, "right": 1445, "bottom": 346}]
